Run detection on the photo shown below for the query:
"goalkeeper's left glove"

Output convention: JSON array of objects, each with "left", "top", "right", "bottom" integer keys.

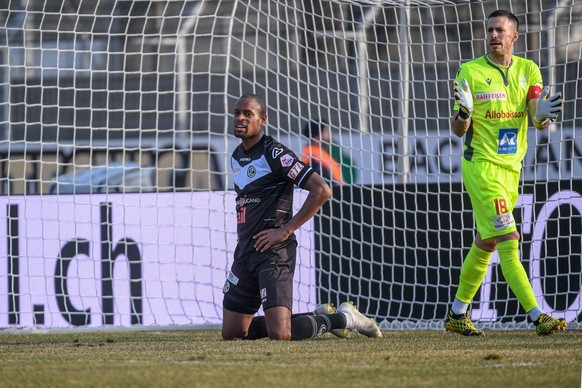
[{"left": 534, "top": 86, "right": 562, "bottom": 126}]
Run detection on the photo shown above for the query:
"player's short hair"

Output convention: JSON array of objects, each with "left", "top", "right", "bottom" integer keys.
[
  {"left": 238, "top": 93, "right": 266, "bottom": 117},
  {"left": 488, "top": 9, "right": 520, "bottom": 31}
]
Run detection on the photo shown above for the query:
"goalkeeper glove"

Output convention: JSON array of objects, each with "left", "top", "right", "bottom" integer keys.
[
  {"left": 454, "top": 78, "right": 473, "bottom": 122},
  {"left": 534, "top": 86, "right": 562, "bottom": 126}
]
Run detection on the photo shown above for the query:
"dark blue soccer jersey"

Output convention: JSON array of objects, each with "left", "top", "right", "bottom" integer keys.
[{"left": 231, "top": 135, "right": 314, "bottom": 257}]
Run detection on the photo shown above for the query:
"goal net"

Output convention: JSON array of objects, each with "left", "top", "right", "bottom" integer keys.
[{"left": 0, "top": 0, "right": 581, "bottom": 331}]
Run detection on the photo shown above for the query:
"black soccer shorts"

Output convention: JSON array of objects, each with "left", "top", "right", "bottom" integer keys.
[{"left": 222, "top": 239, "right": 297, "bottom": 315}]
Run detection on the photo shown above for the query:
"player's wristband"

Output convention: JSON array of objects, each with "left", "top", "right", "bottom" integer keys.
[
  {"left": 533, "top": 114, "right": 550, "bottom": 127},
  {"left": 456, "top": 110, "right": 470, "bottom": 122}
]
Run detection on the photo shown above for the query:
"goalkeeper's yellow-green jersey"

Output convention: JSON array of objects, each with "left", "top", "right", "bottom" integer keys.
[{"left": 454, "top": 54, "right": 543, "bottom": 172}]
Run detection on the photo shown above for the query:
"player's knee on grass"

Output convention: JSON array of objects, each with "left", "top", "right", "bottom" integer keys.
[
  {"left": 221, "top": 319, "right": 251, "bottom": 340},
  {"left": 222, "top": 325, "right": 248, "bottom": 340}
]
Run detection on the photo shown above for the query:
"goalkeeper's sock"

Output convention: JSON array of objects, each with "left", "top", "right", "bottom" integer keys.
[
  {"left": 497, "top": 239, "right": 539, "bottom": 313},
  {"left": 527, "top": 307, "right": 544, "bottom": 322},
  {"left": 451, "top": 299, "right": 469, "bottom": 316},
  {"left": 454, "top": 243, "right": 492, "bottom": 306}
]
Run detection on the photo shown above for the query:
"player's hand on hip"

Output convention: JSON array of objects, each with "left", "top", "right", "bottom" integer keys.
[
  {"left": 535, "top": 86, "right": 563, "bottom": 125},
  {"left": 454, "top": 78, "right": 473, "bottom": 122},
  {"left": 253, "top": 228, "right": 287, "bottom": 252}
]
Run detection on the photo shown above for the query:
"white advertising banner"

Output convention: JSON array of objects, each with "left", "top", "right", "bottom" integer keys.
[
  {"left": 0, "top": 191, "right": 316, "bottom": 328},
  {"left": 212, "top": 127, "right": 582, "bottom": 187}
]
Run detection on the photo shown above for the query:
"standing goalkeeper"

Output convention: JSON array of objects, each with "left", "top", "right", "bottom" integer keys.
[{"left": 446, "top": 9, "right": 565, "bottom": 336}]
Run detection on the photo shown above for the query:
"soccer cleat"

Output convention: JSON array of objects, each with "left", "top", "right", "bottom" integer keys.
[
  {"left": 534, "top": 313, "right": 566, "bottom": 336},
  {"left": 337, "top": 301, "right": 382, "bottom": 338},
  {"left": 313, "top": 303, "right": 350, "bottom": 338},
  {"left": 444, "top": 310, "right": 484, "bottom": 336}
]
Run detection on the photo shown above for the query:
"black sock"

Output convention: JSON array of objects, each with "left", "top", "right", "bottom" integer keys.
[
  {"left": 291, "top": 315, "right": 323, "bottom": 340},
  {"left": 247, "top": 316, "right": 268, "bottom": 340},
  {"left": 327, "top": 312, "right": 348, "bottom": 329},
  {"left": 246, "top": 313, "right": 316, "bottom": 340},
  {"left": 291, "top": 313, "right": 347, "bottom": 340},
  {"left": 246, "top": 312, "right": 347, "bottom": 340}
]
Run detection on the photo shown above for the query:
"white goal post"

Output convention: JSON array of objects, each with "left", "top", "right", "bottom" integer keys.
[{"left": 0, "top": 0, "right": 581, "bottom": 331}]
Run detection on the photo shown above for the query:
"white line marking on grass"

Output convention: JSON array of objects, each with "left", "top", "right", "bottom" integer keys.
[{"left": 485, "top": 362, "right": 541, "bottom": 368}]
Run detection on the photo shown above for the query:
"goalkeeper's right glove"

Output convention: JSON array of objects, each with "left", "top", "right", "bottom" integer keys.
[
  {"left": 534, "top": 86, "right": 562, "bottom": 126},
  {"left": 454, "top": 78, "right": 473, "bottom": 122}
]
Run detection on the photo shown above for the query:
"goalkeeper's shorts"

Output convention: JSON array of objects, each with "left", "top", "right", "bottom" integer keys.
[{"left": 462, "top": 159, "right": 519, "bottom": 240}]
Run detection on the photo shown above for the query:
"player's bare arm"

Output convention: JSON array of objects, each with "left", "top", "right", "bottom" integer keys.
[
  {"left": 253, "top": 172, "right": 332, "bottom": 252},
  {"left": 451, "top": 110, "right": 471, "bottom": 137}
]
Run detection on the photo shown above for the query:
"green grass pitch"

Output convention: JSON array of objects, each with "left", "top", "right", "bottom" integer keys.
[{"left": 0, "top": 329, "right": 580, "bottom": 387}]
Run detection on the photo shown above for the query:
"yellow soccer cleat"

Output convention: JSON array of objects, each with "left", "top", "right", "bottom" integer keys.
[
  {"left": 445, "top": 310, "right": 484, "bottom": 336},
  {"left": 534, "top": 313, "right": 566, "bottom": 336}
]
